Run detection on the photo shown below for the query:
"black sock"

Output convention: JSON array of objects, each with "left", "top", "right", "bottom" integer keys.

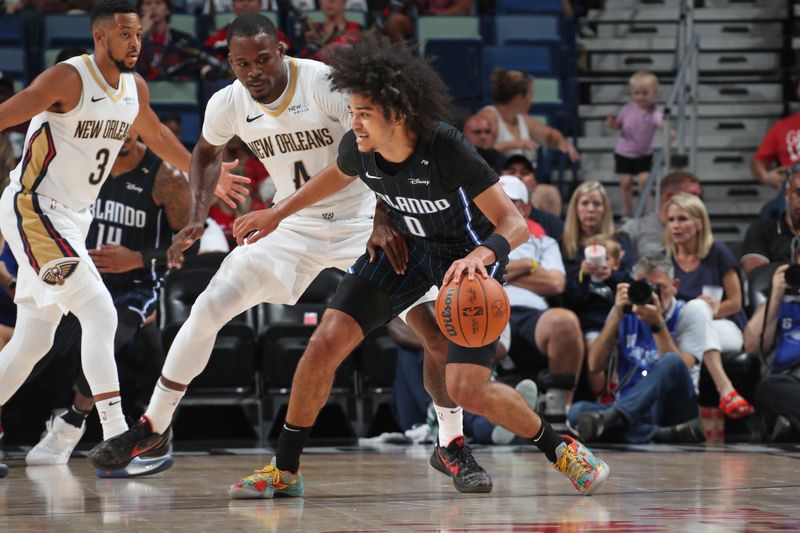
[
  {"left": 275, "top": 422, "right": 311, "bottom": 473},
  {"left": 61, "top": 405, "right": 89, "bottom": 429},
  {"left": 533, "top": 420, "right": 568, "bottom": 463}
]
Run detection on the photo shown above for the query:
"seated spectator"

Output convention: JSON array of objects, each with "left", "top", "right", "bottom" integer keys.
[
  {"left": 664, "top": 193, "right": 753, "bottom": 418},
  {"left": 750, "top": 80, "right": 800, "bottom": 218},
  {"left": 499, "top": 176, "right": 583, "bottom": 425},
  {"left": 463, "top": 114, "right": 505, "bottom": 173},
  {"left": 300, "top": 0, "right": 363, "bottom": 63},
  {"left": 137, "top": 0, "right": 200, "bottom": 80},
  {"left": 619, "top": 169, "right": 701, "bottom": 259},
  {"left": 478, "top": 69, "right": 579, "bottom": 167},
  {"left": 568, "top": 253, "right": 713, "bottom": 444},
  {"left": 384, "top": 0, "right": 471, "bottom": 42},
  {"left": 501, "top": 155, "right": 563, "bottom": 240},
  {"left": 744, "top": 263, "right": 800, "bottom": 441},
  {"left": 741, "top": 169, "right": 800, "bottom": 275},
  {"left": 562, "top": 181, "right": 635, "bottom": 277},
  {"left": 203, "top": 0, "right": 292, "bottom": 79}
]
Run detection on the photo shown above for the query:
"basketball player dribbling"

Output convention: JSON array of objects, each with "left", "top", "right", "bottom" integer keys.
[
  {"left": 89, "top": 13, "right": 494, "bottom": 492},
  {"left": 95, "top": 35, "right": 608, "bottom": 497},
  {"left": 0, "top": 0, "right": 246, "bottom": 476}
]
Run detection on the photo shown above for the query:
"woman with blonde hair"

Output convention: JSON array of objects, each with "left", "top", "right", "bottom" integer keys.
[
  {"left": 665, "top": 192, "right": 754, "bottom": 419},
  {"left": 478, "top": 68, "right": 580, "bottom": 165}
]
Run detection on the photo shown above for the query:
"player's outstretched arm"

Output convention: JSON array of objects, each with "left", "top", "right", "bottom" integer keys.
[
  {"left": 0, "top": 64, "right": 81, "bottom": 132},
  {"left": 443, "top": 183, "right": 529, "bottom": 285},
  {"left": 232, "top": 162, "right": 357, "bottom": 246}
]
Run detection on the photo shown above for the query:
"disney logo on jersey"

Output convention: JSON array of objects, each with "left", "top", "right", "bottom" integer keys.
[
  {"left": 409, "top": 178, "right": 430, "bottom": 186},
  {"left": 288, "top": 103, "right": 310, "bottom": 115},
  {"left": 126, "top": 182, "right": 143, "bottom": 194},
  {"left": 374, "top": 192, "right": 450, "bottom": 215}
]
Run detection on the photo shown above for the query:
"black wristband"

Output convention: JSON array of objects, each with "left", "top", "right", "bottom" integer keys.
[
  {"left": 650, "top": 321, "right": 665, "bottom": 333},
  {"left": 142, "top": 249, "right": 167, "bottom": 268},
  {"left": 481, "top": 233, "right": 511, "bottom": 262}
]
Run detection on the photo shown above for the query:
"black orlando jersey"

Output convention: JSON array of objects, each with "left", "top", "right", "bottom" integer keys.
[{"left": 337, "top": 123, "right": 499, "bottom": 257}]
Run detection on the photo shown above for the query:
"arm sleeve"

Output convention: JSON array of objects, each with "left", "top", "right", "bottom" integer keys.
[
  {"left": 336, "top": 130, "right": 361, "bottom": 177},
  {"left": 201, "top": 88, "right": 237, "bottom": 147},
  {"left": 740, "top": 219, "right": 770, "bottom": 262},
  {"left": 754, "top": 123, "right": 779, "bottom": 164},
  {"left": 435, "top": 126, "right": 498, "bottom": 196},
  {"left": 311, "top": 62, "right": 352, "bottom": 131}
]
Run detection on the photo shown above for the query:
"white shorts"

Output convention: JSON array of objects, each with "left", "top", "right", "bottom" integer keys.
[
  {"left": 0, "top": 185, "right": 104, "bottom": 313},
  {"left": 213, "top": 214, "right": 374, "bottom": 305}
]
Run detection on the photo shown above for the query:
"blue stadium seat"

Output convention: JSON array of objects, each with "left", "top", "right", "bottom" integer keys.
[
  {"left": 416, "top": 16, "right": 481, "bottom": 56},
  {"left": 426, "top": 38, "right": 483, "bottom": 106},
  {"left": 0, "top": 14, "right": 23, "bottom": 46},
  {"left": 494, "top": 14, "right": 560, "bottom": 45},
  {"left": 0, "top": 47, "right": 26, "bottom": 81},
  {"left": 43, "top": 14, "right": 92, "bottom": 49},
  {"left": 496, "top": 0, "right": 564, "bottom": 14}
]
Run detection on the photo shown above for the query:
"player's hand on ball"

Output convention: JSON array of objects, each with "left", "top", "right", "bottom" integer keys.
[
  {"left": 168, "top": 222, "right": 204, "bottom": 269},
  {"left": 214, "top": 159, "right": 251, "bottom": 209},
  {"left": 444, "top": 256, "right": 488, "bottom": 286},
  {"left": 232, "top": 208, "right": 279, "bottom": 246}
]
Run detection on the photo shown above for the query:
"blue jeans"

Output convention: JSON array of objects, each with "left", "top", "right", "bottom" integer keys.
[{"left": 568, "top": 352, "right": 699, "bottom": 443}]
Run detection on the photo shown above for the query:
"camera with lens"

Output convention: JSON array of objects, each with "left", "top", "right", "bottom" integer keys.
[
  {"left": 628, "top": 279, "right": 660, "bottom": 306},
  {"left": 785, "top": 264, "right": 800, "bottom": 294}
]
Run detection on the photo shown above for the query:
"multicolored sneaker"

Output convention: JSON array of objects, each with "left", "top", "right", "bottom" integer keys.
[
  {"left": 229, "top": 460, "right": 304, "bottom": 499},
  {"left": 429, "top": 436, "right": 493, "bottom": 493},
  {"left": 87, "top": 417, "right": 171, "bottom": 471},
  {"left": 96, "top": 454, "right": 175, "bottom": 478},
  {"left": 553, "top": 436, "right": 609, "bottom": 496}
]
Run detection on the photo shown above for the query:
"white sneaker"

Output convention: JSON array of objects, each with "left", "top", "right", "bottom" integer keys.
[
  {"left": 26, "top": 414, "right": 86, "bottom": 465},
  {"left": 492, "top": 379, "right": 538, "bottom": 445}
]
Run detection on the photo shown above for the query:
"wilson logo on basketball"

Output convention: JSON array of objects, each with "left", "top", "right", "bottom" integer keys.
[
  {"left": 462, "top": 306, "right": 484, "bottom": 317},
  {"left": 440, "top": 288, "right": 457, "bottom": 337}
]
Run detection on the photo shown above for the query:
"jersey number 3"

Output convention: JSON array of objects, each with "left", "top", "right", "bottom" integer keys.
[{"left": 88, "top": 148, "right": 110, "bottom": 185}]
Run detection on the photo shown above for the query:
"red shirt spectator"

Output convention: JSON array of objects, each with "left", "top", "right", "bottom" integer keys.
[{"left": 754, "top": 113, "right": 800, "bottom": 169}]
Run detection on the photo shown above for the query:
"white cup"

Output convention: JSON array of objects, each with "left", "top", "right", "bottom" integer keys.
[
  {"left": 584, "top": 244, "right": 607, "bottom": 282},
  {"left": 702, "top": 285, "right": 723, "bottom": 313}
]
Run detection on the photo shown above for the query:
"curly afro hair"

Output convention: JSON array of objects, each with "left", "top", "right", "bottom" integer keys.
[{"left": 327, "top": 35, "right": 450, "bottom": 139}]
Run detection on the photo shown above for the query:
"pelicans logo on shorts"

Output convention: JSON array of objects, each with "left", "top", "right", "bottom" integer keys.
[{"left": 40, "top": 259, "right": 80, "bottom": 286}]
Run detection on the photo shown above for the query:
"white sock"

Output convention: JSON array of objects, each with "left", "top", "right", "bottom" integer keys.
[
  {"left": 95, "top": 396, "right": 128, "bottom": 440},
  {"left": 435, "top": 404, "right": 464, "bottom": 447},
  {"left": 144, "top": 380, "right": 185, "bottom": 434}
]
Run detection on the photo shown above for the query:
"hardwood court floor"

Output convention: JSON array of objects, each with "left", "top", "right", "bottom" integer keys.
[{"left": 2, "top": 443, "right": 800, "bottom": 532}]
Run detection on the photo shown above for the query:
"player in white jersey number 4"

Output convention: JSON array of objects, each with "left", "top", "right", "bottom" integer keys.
[
  {"left": 88, "top": 12, "right": 493, "bottom": 493},
  {"left": 0, "top": 0, "right": 247, "bottom": 478}
]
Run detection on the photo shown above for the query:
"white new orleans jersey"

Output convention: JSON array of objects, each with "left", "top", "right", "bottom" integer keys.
[
  {"left": 202, "top": 56, "right": 374, "bottom": 220},
  {"left": 9, "top": 54, "right": 139, "bottom": 212}
]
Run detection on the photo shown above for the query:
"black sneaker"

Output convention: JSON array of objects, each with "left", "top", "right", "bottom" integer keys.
[
  {"left": 429, "top": 436, "right": 492, "bottom": 493},
  {"left": 653, "top": 417, "right": 706, "bottom": 444},
  {"left": 574, "top": 411, "right": 605, "bottom": 443},
  {"left": 88, "top": 417, "right": 171, "bottom": 471}
]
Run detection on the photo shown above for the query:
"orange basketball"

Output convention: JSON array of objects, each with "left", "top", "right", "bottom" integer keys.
[{"left": 435, "top": 275, "right": 510, "bottom": 347}]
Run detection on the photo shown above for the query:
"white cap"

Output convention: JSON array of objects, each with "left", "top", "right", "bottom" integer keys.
[{"left": 498, "top": 175, "right": 529, "bottom": 203}]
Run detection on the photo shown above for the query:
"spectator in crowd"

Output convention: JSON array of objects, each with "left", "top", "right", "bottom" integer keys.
[
  {"left": 384, "top": 0, "right": 471, "bottom": 42},
  {"left": 478, "top": 69, "right": 579, "bottom": 167},
  {"left": 750, "top": 80, "right": 800, "bottom": 217},
  {"left": 463, "top": 114, "right": 505, "bottom": 173},
  {"left": 619, "top": 169, "right": 701, "bottom": 259},
  {"left": 606, "top": 71, "right": 665, "bottom": 219},
  {"left": 137, "top": 0, "right": 200, "bottom": 80},
  {"left": 568, "top": 253, "right": 712, "bottom": 444},
  {"left": 160, "top": 112, "right": 182, "bottom": 139},
  {"left": 203, "top": 0, "right": 292, "bottom": 79},
  {"left": 562, "top": 181, "right": 635, "bottom": 278},
  {"left": 744, "top": 263, "right": 800, "bottom": 441},
  {"left": 741, "top": 170, "right": 800, "bottom": 275},
  {"left": 664, "top": 193, "right": 753, "bottom": 419},
  {"left": 300, "top": 0, "right": 363, "bottom": 63},
  {"left": 288, "top": 0, "right": 367, "bottom": 10},
  {"left": 501, "top": 155, "right": 564, "bottom": 240},
  {"left": 499, "top": 175, "right": 583, "bottom": 425}
]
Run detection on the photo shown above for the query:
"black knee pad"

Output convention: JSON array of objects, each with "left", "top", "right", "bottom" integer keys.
[
  {"left": 447, "top": 340, "right": 497, "bottom": 368},
  {"left": 328, "top": 274, "right": 394, "bottom": 336}
]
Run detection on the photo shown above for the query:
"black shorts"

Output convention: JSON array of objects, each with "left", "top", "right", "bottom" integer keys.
[
  {"left": 614, "top": 153, "right": 652, "bottom": 175},
  {"left": 507, "top": 306, "right": 548, "bottom": 370}
]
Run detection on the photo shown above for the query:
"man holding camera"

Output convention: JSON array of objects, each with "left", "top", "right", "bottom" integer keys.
[
  {"left": 568, "top": 253, "right": 718, "bottom": 443},
  {"left": 744, "top": 263, "right": 800, "bottom": 440}
]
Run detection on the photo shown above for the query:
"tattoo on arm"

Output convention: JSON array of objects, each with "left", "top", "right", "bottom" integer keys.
[{"left": 153, "top": 162, "right": 191, "bottom": 231}]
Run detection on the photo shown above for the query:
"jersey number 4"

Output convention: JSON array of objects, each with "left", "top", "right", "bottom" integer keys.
[
  {"left": 88, "top": 148, "right": 110, "bottom": 185},
  {"left": 292, "top": 160, "right": 310, "bottom": 190}
]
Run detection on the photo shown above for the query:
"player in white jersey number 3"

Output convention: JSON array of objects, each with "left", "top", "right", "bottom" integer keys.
[
  {"left": 0, "top": 0, "right": 246, "bottom": 478},
  {"left": 89, "top": 13, "right": 493, "bottom": 493}
]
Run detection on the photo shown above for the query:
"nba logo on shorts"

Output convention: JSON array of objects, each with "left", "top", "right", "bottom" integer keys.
[{"left": 304, "top": 312, "right": 319, "bottom": 326}]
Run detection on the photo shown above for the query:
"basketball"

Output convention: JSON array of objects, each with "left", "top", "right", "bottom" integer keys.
[{"left": 435, "top": 275, "right": 510, "bottom": 347}]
